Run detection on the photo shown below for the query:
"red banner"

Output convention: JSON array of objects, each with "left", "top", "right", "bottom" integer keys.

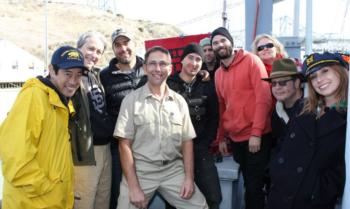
[{"left": 145, "top": 34, "right": 210, "bottom": 73}]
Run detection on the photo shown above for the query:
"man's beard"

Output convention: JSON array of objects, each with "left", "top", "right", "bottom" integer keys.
[
  {"left": 205, "top": 57, "right": 216, "bottom": 65},
  {"left": 116, "top": 49, "right": 133, "bottom": 64},
  {"left": 117, "top": 57, "right": 131, "bottom": 64},
  {"left": 214, "top": 46, "right": 233, "bottom": 60}
]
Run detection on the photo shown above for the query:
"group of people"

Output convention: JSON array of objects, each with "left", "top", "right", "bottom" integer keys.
[{"left": 0, "top": 25, "right": 347, "bottom": 209}]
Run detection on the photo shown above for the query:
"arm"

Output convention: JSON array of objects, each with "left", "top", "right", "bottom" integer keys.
[
  {"left": 201, "top": 82, "right": 219, "bottom": 147},
  {"left": 119, "top": 138, "right": 148, "bottom": 208},
  {"left": 180, "top": 140, "right": 195, "bottom": 199},
  {"left": 198, "top": 70, "right": 211, "bottom": 81},
  {"left": 178, "top": 97, "right": 196, "bottom": 199},
  {"left": 0, "top": 87, "right": 57, "bottom": 198},
  {"left": 214, "top": 70, "right": 230, "bottom": 155},
  {"left": 312, "top": 141, "right": 346, "bottom": 205},
  {"left": 249, "top": 55, "right": 272, "bottom": 137},
  {"left": 114, "top": 93, "right": 148, "bottom": 208},
  {"left": 249, "top": 55, "right": 273, "bottom": 152}
]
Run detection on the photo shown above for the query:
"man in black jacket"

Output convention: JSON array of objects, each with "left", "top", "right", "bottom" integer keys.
[
  {"left": 100, "top": 28, "right": 147, "bottom": 209},
  {"left": 199, "top": 37, "right": 220, "bottom": 80},
  {"left": 262, "top": 58, "right": 304, "bottom": 143},
  {"left": 167, "top": 43, "right": 222, "bottom": 209}
]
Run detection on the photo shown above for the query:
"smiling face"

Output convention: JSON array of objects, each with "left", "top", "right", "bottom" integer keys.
[
  {"left": 144, "top": 51, "right": 172, "bottom": 87},
  {"left": 202, "top": 45, "right": 216, "bottom": 64},
  {"left": 256, "top": 37, "right": 277, "bottom": 64},
  {"left": 49, "top": 66, "right": 83, "bottom": 97},
  {"left": 78, "top": 36, "right": 104, "bottom": 70},
  {"left": 112, "top": 36, "right": 135, "bottom": 64},
  {"left": 309, "top": 66, "right": 341, "bottom": 103},
  {"left": 212, "top": 34, "right": 233, "bottom": 60},
  {"left": 181, "top": 53, "right": 202, "bottom": 78},
  {"left": 271, "top": 76, "right": 301, "bottom": 107}
]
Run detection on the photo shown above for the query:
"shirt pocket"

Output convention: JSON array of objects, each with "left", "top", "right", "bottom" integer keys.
[
  {"left": 169, "top": 114, "right": 183, "bottom": 146},
  {"left": 133, "top": 112, "right": 156, "bottom": 142},
  {"left": 134, "top": 114, "right": 147, "bottom": 126},
  {"left": 134, "top": 111, "right": 155, "bottom": 126}
]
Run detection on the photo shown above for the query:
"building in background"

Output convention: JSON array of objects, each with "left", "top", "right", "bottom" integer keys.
[{"left": 0, "top": 39, "right": 44, "bottom": 123}]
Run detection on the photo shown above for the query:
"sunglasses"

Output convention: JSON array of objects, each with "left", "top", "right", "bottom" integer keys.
[
  {"left": 257, "top": 43, "right": 274, "bottom": 52},
  {"left": 271, "top": 78, "right": 294, "bottom": 87}
]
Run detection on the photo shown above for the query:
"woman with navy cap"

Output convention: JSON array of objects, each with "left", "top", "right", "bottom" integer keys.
[{"left": 267, "top": 52, "right": 348, "bottom": 209}]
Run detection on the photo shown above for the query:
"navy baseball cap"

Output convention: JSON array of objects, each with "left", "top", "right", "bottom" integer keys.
[
  {"left": 51, "top": 46, "right": 88, "bottom": 71},
  {"left": 302, "top": 52, "right": 348, "bottom": 77}
]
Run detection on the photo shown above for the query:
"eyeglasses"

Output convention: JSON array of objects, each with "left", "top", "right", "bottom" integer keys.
[
  {"left": 271, "top": 78, "right": 294, "bottom": 87},
  {"left": 257, "top": 43, "right": 274, "bottom": 52},
  {"left": 146, "top": 61, "right": 171, "bottom": 68}
]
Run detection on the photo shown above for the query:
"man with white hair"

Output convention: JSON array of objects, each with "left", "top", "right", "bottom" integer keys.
[{"left": 71, "top": 31, "right": 113, "bottom": 209}]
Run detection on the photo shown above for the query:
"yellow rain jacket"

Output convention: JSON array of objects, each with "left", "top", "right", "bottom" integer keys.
[{"left": 0, "top": 78, "right": 74, "bottom": 209}]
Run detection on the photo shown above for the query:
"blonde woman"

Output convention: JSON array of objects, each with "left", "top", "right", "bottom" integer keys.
[
  {"left": 267, "top": 52, "right": 348, "bottom": 209},
  {"left": 252, "top": 34, "right": 288, "bottom": 76}
]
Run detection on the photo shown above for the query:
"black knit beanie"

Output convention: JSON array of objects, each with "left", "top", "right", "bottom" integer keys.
[
  {"left": 181, "top": 43, "right": 204, "bottom": 61},
  {"left": 210, "top": 27, "right": 234, "bottom": 46}
]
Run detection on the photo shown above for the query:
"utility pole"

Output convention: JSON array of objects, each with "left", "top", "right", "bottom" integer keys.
[
  {"left": 222, "top": 0, "right": 227, "bottom": 28},
  {"left": 44, "top": 0, "right": 48, "bottom": 74},
  {"left": 112, "top": 0, "right": 116, "bottom": 13},
  {"left": 305, "top": 0, "right": 312, "bottom": 55},
  {"left": 293, "top": 0, "right": 300, "bottom": 37}
]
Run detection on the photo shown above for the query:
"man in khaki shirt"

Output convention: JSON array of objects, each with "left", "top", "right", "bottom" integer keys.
[{"left": 114, "top": 46, "right": 208, "bottom": 209}]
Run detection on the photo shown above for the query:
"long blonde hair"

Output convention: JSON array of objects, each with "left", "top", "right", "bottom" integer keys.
[
  {"left": 301, "top": 64, "right": 348, "bottom": 114},
  {"left": 251, "top": 34, "right": 288, "bottom": 58}
]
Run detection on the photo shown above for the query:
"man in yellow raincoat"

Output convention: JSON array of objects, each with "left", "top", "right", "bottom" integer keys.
[{"left": 0, "top": 45, "right": 87, "bottom": 209}]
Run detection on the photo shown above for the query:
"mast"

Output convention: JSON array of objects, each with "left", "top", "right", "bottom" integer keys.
[
  {"left": 222, "top": 0, "right": 228, "bottom": 28},
  {"left": 305, "top": 0, "right": 312, "bottom": 55}
]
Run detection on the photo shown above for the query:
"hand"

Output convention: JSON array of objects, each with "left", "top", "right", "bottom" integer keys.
[
  {"left": 218, "top": 140, "right": 230, "bottom": 156},
  {"left": 248, "top": 136, "right": 261, "bottom": 153},
  {"left": 129, "top": 186, "right": 148, "bottom": 209},
  {"left": 180, "top": 177, "right": 194, "bottom": 199},
  {"left": 198, "top": 70, "right": 211, "bottom": 81}
]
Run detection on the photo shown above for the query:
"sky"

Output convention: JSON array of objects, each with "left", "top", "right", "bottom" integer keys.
[{"left": 112, "top": 0, "right": 350, "bottom": 40}]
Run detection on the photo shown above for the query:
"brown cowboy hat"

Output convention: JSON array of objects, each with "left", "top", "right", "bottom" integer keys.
[{"left": 262, "top": 58, "right": 304, "bottom": 81}]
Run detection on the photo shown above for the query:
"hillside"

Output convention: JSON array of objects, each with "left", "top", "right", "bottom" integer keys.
[{"left": 0, "top": 1, "right": 182, "bottom": 67}]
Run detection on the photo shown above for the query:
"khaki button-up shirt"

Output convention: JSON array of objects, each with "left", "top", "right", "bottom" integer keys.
[{"left": 114, "top": 84, "right": 196, "bottom": 163}]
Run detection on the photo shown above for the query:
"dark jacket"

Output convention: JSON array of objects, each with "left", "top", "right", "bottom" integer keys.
[
  {"left": 70, "top": 68, "right": 112, "bottom": 165},
  {"left": 271, "top": 98, "right": 304, "bottom": 141},
  {"left": 167, "top": 73, "right": 219, "bottom": 150},
  {"left": 100, "top": 56, "right": 147, "bottom": 138},
  {"left": 70, "top": 82, "right": 95, "bottom": 166},
  {"left": 267, "top": 108, "right": 346, "bottom": 209},
  {"left": 201, "top": 60, "right": 220, "bottom": 81}
]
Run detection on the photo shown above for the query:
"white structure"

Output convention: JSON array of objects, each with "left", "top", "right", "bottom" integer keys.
[
  {"left": 0, "top": 39, "right": 44, "bottom": 83},
  {"left": 0, "top": 88, "right": 20, "bottom": 123},
  {"left": 0, "top": 39, "right": 44, "bottom": 124}
]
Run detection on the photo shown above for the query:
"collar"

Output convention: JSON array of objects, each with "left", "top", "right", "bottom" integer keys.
[
  {"left": 140, "top": 84, "right": 175, "bottom": 101},
  {"left": 276, "top": 101, "right": 289, "bottom": 124},
  {"left": 37, "top": 76, "right": 69, "bottom": 107},
  {"left": 109, "top": 56, "right": 144, "bottom": 75}
]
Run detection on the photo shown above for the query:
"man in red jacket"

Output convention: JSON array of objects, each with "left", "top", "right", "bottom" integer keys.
[{"left": 211, "top": 27, "right": 273, "bottom": 209}]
